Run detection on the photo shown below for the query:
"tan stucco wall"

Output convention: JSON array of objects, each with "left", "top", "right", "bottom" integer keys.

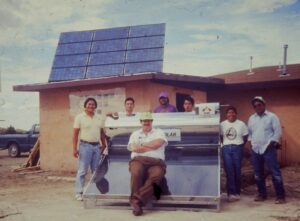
[
  {"left": 208, "top": 86, "right": 300, "bottom": 165},
  {"left": 39, "top": 81, "right": 206, "bottom": 171}
]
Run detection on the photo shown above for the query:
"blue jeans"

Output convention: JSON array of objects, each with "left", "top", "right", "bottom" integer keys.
[
  {"left": 222, "top": 144, "right": 243, "bottom": 195},
  {"left": 75, "top": 142, "right": 100, "bottom": 194},
  {"left": 251, "top": 147, "right": 285, "bottom": 198}
]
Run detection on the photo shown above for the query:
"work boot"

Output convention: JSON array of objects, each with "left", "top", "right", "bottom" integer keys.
[
  {"left": 228, "top": 194, "right": 240, "bottom": 202},
  {"left": 130, "top": 197, "right": 143, "bottom": 216},
  {"left": 254, "top": 194, "right": 267, "bottom": 202},
  {"left": 275, "top": 197, "right": 286, "bottom": 204}
]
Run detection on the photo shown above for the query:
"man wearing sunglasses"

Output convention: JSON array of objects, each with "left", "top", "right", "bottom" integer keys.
[{"left": 248, "top": 96, "right": 286, "bottom": 204}]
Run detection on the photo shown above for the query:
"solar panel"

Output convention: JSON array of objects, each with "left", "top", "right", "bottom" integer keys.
[
  {"left": 55, "top": 42, "right": 91, "bottom": 55},
  {"left": 59, "top": 30, "right": 93, "bottom": 43},
  {"left": 48, "top": 23, "right": 165, "bottom": 82},
  {"left": 89, "top": 51, "right": 125, "bottom": 65},
  {"left": 86, "top": 64, "right": 124, "bottom": 78},
  {"left": 129, "top": 23, "right": 165, "bottom": 37},
  {"left": 50, "top": 67, "right": 86, "bottom": 81},
  {"left": 91, "top": 39, "right": 127, "bottom": 53},
  {"left": 127, "top": 36, "right": 164, "bottom": 50},
  {"left": 124, "top": 61, "right": 162, "bottom": 74},
  {"left": 94, "top": 27, "right": 129, "bottom": 40},
  {"left": 126, "top": 48, "right": 163, "bottom": 63},
  {"left": 52, "top": 54, "right": 89, "bottom": 68}
]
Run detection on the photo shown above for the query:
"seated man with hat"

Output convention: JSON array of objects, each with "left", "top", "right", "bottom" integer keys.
[{"left": 127, "top": 112, "right": 168, "bottom": 216}]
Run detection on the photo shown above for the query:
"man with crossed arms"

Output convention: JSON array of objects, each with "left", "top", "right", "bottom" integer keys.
[{"left": 127, "top": 112, "right": 168, "bottom": 216}]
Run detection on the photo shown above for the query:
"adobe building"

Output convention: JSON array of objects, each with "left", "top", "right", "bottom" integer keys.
[
  {"left": 14, "top": 63, "right": 300, "bottom": 171},
  {"left": 14, "top": 73, "right": 223, "bottom": 171},
  {"left": 208, "top": 63, "right": 300, "bottom": 165}
]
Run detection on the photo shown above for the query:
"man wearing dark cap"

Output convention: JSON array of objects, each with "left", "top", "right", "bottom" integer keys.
[
  {"left": 153, "top": 91, "right": 177, "bottom": 113},
  {"left": 248, "top": 96, "right": 286, "bottom": 204},
  {"left": 127, "top": 112, "right": 168, "bottom": 216}
]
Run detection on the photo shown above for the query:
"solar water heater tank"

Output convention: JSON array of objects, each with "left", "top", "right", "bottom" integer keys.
[{"left": 83, "top": 103, "right": 221, "bottom": 211}]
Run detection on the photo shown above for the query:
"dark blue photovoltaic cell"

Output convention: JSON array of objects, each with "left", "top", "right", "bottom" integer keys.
[
  {"left": 127, "top": 36, "right": 164, "bottom": 49},
  {"left": 49, "top": 67, "right": 86, "bottom": 81},
  {"left": 124, "top": 61, "right": 162, "bottom": 74},
  {"left": 48, "top": 23, "right": 165, "bottom": 82},
  {"left": 59, "top": 31, "right": 93, "bottom": 43},
  {"left": 55, "top": 42, "right": 91, "bottom": 55},
  {"left": 126, "top": 48, "right": 163, "bottom": 62},
  {"left": 52, "top": 54, "right": 89, "bottom": 68},
  {"left": 129, "top": 23, "right": 165, "bottom": 37},
  {"left": 91, "top": 39, "right": 127, "bottom": 53},
  {"left": 86, "top": 64, "right": 124, "bottom": 78},
  {"left": 94, "top": 27, "right": 129, "bottom": 40},
  {"left": 89, "top": 51, "right": 125, "bottom": 65}
]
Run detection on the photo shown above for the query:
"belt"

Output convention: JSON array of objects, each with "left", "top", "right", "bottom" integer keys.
[{"left": 80, "top": 140, "right": 99, "bottom": 146}]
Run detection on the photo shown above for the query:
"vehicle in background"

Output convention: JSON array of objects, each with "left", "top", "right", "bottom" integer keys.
[{"left": 0, "top": 124, "right": 39, "bottom": 157}]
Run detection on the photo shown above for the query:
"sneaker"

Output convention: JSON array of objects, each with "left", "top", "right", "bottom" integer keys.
[
  {"left": 75, "top": 194, "right": 83, "bottom": 201},
  {"left": 254, "top": 194, "right": 267, "bottom": 202},
  {"left": 228, "top": 194, "right": 240, "bottom": 202},
  {"left": 275, "top": 197, "right": 286, "bottom": 204},
  {"left": 233, "top": 195, "right": 241, "bottom": 200}
]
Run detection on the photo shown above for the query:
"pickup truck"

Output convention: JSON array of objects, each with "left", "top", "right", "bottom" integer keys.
[{"left": 0, "top": 124, "right": 39, "bottom": 157}]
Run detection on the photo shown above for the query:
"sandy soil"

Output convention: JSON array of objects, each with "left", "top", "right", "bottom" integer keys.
[{"left": 0, "top": 149, "right": 299, "bottom": 221}]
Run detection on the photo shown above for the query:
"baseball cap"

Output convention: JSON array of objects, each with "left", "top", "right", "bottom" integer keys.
[
  {"left": 251, "top": 96, "right": 266, "bottom": 105},
  {"left": 140, "top": 112, "right": 153, "bottom": 121},
  {"left": 159, "top": 92, "right": 168, "bottom": 98}
]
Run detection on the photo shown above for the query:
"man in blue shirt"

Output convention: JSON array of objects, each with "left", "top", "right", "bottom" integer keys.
[{"left": 248, "top": 96, "right": 285, "bottom": 204}]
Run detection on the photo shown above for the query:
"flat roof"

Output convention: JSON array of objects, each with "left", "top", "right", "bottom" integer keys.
[
  {"left": 209, "top": 63, "right": 300, "bottom": 90},
  {"left": 13, "top": 72, "right": 224, "bottom": 92}
]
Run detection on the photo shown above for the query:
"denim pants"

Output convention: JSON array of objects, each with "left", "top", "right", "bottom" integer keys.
[
  {"left": 222, "top": 144, "right": 243, "bottom": 195},
  {"left": 251, "top": 147, "right": 285, "bottom": 198},
  {"left": 75, "top": 142, "right": 100, "bottom": 194}
]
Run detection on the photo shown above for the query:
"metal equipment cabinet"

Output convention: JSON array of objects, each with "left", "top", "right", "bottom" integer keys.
[{"left": 84, "top": 103, "right": 221, "bottom": 211}]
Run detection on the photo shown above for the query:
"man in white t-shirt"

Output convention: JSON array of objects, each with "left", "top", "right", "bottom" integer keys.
[
  {"left": 73, "top": 97, "right": 106, "bottom": 201},
  {"left": 220, "top": 106, "right": 248, "bottom": 202},
  {"left": 127, "top": 112, "right": 168, "bottom": 216}
]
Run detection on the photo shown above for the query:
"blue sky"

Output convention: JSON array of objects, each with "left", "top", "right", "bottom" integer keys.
[{"left": 0, "top": 0, "right": 299, "bottom": 129}]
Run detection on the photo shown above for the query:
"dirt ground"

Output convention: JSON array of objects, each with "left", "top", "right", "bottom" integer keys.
[{"left": 0, "top": 150, "right": 299, "bottom": 221}]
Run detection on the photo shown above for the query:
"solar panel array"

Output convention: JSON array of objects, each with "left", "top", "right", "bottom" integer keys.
[{"left": 48, "top": 23, "right": 165, "bottom": 82}]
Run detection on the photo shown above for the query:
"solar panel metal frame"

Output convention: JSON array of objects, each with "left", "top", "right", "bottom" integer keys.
[{"left": 48, "top": 23, "right": 165, "bottom": 82}]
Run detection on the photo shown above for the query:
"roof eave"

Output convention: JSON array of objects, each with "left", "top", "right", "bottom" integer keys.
[
  {"left": 13, "top": 73, "right": 156, "bottom": 92},
  {"left": 13, "top": 72, "right": 225, "bottom": 92}
]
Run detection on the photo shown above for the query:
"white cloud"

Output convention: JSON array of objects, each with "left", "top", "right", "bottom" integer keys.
[
  {"left": 2, "top": 65, "right": 49, "bottom": 93},
  {"left": 232, "top": 0, "right": 297, "bottom": 14},
  {"left": 164, "top": 55, "right": 247, "bottom": 76},
  {"left": 0, "top": 0, "right": 111, "bottom": 47},
  {"left": 0, "top": 89, "right": 39, "bottom": 130},
  {"left": 54, "top": 17, "right": 107, "bottom": 33},
  {"left": 184, "top": 16, "right": 300, "bottom": 71},
  {"left": 191, "top": 34, "right": 220, "bottom": 42}
]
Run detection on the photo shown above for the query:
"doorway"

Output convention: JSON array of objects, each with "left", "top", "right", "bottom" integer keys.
[{"left": 176, "top": 93, "right": 190, "bottom": 112}]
